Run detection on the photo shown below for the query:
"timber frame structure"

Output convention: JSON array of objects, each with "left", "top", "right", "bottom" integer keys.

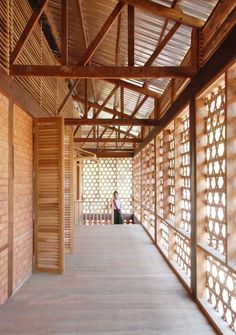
[{"left": 1, "top": 0, "right": 236, "bottom": 334}]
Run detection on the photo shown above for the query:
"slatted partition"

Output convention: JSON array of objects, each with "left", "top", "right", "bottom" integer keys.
[
  {"left": 81, "top": 158, "right": 133, "bottom": 225},
  {"left": 64, "top": 128, "right": 74, "bottom": 254},
  {"left": 133, "top": 60, "right": 236, "bottom": 334},
  {"left": 34, "top": 118, "right": 64, "bottom": 274},
  {"left": 133, "top": 152, "right": 141, "bottom": 223},
  {"left": 196, "top": 73, "right": 236, "bottom": 333}
]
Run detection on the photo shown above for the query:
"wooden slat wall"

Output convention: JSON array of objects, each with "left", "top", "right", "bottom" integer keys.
[
  {"left": 64, "top": 127, "right": 74, "bottom": 254},
  {"left": 34, "top": 118, "right": 64, "bottom": 274}
]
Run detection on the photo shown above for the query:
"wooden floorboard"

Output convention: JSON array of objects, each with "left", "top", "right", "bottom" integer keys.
[{"left": 0, "top": 225, "right": 216, "bottom": 335}]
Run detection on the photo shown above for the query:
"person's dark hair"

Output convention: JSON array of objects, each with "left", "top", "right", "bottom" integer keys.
[{"left": 113, "top": 191, "right": 118, "bottom": 196}]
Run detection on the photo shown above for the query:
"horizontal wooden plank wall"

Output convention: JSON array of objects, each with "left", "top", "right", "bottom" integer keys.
[
  {"left": 34, "top": 118, "right": 64, "bottom": 274},
  {"left": 64, "top": 127, "right": 74, "bottom": 254}
]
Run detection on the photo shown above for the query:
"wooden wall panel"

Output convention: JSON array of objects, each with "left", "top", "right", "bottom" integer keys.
[
  {"left": 64, "top": 127, "right": 74, "bottom": 254},
  {"left": 34, "top": 118, "right": 64, "bottom": 274}
]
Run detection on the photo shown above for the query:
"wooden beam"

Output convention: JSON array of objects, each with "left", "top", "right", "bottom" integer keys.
[
  {"left": 10, "top": 65, "right": 196, "bottom": 79},
  {"left": 73, "top": 95, "right": 130, "bottom": 119},
  {"left": 106, "top": 79, "right": 161, "bottom": 98},
  {"left": 74, "top": 138, "right": 141, "bottom": 143},
  {"left": 191, "top": 28, "right": 200, "bottom": 71},
  {"left": 93, "top": 86, "right": 119, "bottom": 118},
  {"left": 106, "top": 125, "right": 138, "bottom": 138},
  {"left": 61, "top": 0, "right": 68, "bottom": 65},
  {"left": 128, "top": 5, "right": 135, "bottom": 66},
  {"left": 10, "top": 0, "right": 50, "bottom": 64},
  {"left": 118, "top": 0, "right": 204, "bottom": 28},
  {"left": 57, "top": 2, "right": 125, "bottom": 114},
  {"left": 78, "top": 2, "right": 125, "bottom": 66},
  {"left": 145, "top": 22, "right": 180, "bottom": 66},
  {"left": 82, "top": 86, "right": 119, "bottom": 139},
  {"left": 65, "top": 118, "right": 160, "bottom": 126},
  {"left": 134, "top": 25, "right": 236, "bottom": 155},
  {"left": 119, "top": 95, "right": 149, "bottom": 143},
  {"left": 75, "top": 0, "right": 88, "bottom": 49},
  {"left": 83, "top": 150, "right": 134, "bottom": 158}
]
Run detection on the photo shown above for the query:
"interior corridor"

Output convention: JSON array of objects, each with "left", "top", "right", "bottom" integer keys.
[{"left": 0, "top": 225, "right": 215, "bottom": 335}]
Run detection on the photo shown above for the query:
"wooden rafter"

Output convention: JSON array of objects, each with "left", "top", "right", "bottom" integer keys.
[
  {"left": 114, "top": 14, "right": 122, "bottom": 113},
  {"left": 100, "top": 94, "right": 148, "bottom": 148},
  {"left": 106, "top": 125, "right": 137, "bottom": 138},
  {"left": 73, "top": 95, "right": 130, "bottom": 119},
  {"left": 120, "top": 8, "right": 180, "bottom": 148},
  {"left": 10, "top": 0, "right": 50, "bottom": 64},
  {"left": 93, "top": 86, "right": 119, "bottom": 118},
  {"left": 106, "top": 79, "right": 160, "bottom": 99},
  {"left": 145, "top": 22, "right": 180, "bottom": 66},
  {"left": 128, "top": 5, "right": 135, "bottom": 66},
  {"left": 82, "top": 86, "right": 119, "bottom": 139},
  {"left": 134, "top": 25, "right": 236, "bottom": 154},
  {"left": 56, "top": 2, "right": 125, "bottom": 115},
  {"left": 118, "top": 95, "right": 148, "bottom": 145},
  {"left": 65, "top": 118, "right": 160, "bottom": 126},
  {"left": 43, "top": 4, "right": 159, "bottom": 101},
  {"left": 118, "top": 0, "right": 204, "bottom": 28},
  {"left": 61, "top": 0, "right": 68, "bottom": 65},
  {"left": 10, "top": 65, "right": 196, "bottom": 79},
  {"left": 75, "top": 0, "right": 97, "bottom": 103}
]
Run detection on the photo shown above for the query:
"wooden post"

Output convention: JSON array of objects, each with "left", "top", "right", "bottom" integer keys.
[
  {"left": 196, "top": 96, "right": 208, "bottom": 299},
  {"left": 154, "top": 137, "right": 157, "bottom": 244},
  {"left": 190, "top": 98, "right": 197, "bottom": 298},
  {"left": 174, "top": 117, "right": 182, "bottom": 229},
  {"left": 163, "top": 129, "right": 170, "bottom": 219}
]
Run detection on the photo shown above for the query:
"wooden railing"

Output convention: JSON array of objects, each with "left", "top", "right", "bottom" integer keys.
[{"left": 74, "top": 199, "right": 133, "bottom": 225}]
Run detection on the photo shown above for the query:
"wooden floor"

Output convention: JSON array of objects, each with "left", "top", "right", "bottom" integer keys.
[{"left": 0, "top": 224, "right": 216, "bottom": 335}]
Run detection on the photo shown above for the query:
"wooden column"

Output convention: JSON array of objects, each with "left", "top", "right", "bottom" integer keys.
[
  {"left": 140, "top": 149, "right": 143, "bottom": 224},
  {"left": 196, "top": 96, "right": 208, "bottom": 299},
  {"left": 8, "top": 97, "right": 14, "bottom": 298},
  {"left": 226, "top": 64, "right": 236, "bottom": 269},
  {"left": 174, "top": 117, "right": 182, "bottom": 229},
  {"left": 163, "top": 129, "right": 170, "bottom": 220},
  {"left": 155, "top": 134, "right": 162, "bottom": 244},
  {"left": 154, "top": 137, "right": 157, "bottom": 244}
]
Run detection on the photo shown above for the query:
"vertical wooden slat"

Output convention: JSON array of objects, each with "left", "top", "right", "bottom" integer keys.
[
  {"left": 34, "top": 118, "right": 64, "bottom": 274},
  {"left": 196, "top": 97, "right": 208, "bottom": 298},
  {"left": 189, "top": 98, "right": 197, "bottom": 298},
  {"left": 174, "top": 117, "right": 182, "bottom": 228},
  {"left": 64, "top": 127, "right": 74, "bottom": 254}
]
